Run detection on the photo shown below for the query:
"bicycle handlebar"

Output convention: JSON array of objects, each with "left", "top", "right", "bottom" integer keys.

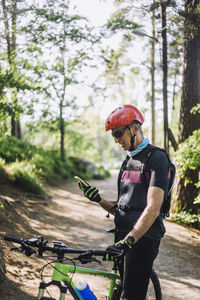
[
  {"left": 4, "top": 235, "right": 23, "bottom": 244},
  {"left": 4, "top": 235, "right": 106, "bottom": 258}
]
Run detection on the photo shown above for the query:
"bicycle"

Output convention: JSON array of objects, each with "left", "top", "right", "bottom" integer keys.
[{"left": 4, "top": 234, "right": 162, "bottom": 300}]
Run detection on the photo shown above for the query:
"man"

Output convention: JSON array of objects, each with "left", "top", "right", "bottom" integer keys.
[{"left": 78, "top": 105, "right": 170, "bottom": 300}]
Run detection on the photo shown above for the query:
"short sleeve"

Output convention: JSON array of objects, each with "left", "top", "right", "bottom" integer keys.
[{"left": 148, "top": 150, "right": 169, "bottom": 192}]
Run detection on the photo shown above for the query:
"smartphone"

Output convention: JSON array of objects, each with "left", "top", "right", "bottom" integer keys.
[{"left": 74, "top": 176, "right": 89, "bottom": 187}]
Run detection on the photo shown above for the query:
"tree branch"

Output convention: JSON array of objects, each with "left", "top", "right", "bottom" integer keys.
[{"left": 168, "top": 127, "right": 178, "bottom": 151}]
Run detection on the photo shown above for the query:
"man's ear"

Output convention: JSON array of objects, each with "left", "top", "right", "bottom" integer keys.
[{"left": 131, "top": 124, "right": 139, "bottom": 135}]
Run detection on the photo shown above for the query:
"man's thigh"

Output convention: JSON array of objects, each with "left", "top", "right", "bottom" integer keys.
[{"left": 122, "top": 236, "right": 160, "bottom": 300}]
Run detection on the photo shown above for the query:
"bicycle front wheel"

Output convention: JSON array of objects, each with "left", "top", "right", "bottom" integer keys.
[{"left": 147, "top": 268, "right": 162, "bottom": 300}]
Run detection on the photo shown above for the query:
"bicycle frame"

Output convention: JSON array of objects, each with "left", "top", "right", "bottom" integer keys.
[{"left": 37, "top": 261, "right": 121, "bottom": 300}]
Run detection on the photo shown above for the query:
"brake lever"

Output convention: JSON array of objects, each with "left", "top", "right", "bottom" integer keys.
[
  {"left": 77, "top": 252, "right": 101, "bottom": 265},
  {"left": 79, "top": 256, "right": 101, "bottom": 265},
  {"left": 11, "top": 247, "right": 24, "bottom": 253},
  {"left": 11, "top": 243, "right": 36, "bottom": 257},
  {"left": 25, "top": 247, "right": 36, "bottom": 257}
]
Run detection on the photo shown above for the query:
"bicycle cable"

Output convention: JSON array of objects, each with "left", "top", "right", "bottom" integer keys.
[{"left": 39, "top": 255, "right": 77, "bottom": 298}]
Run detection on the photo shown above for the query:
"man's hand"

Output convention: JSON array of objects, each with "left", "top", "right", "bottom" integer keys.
[
  {"left": 79, "top": 182, "right": 102, "bottom": 203},
  {"left": 104, "top": 236, "right": 135, "bottom": 262}
]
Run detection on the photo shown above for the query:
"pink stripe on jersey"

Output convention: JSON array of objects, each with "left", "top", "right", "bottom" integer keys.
[
  {"left": 121, "top": 169, "right": 170, "bottom": 184},
  {"left": 121, "top": 170, "right": 141, "bottom": 183}
]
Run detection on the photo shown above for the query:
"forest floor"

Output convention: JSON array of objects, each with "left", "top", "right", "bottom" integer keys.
[{"left": 0, "top": 171, "right": 200, "bottom": 300}]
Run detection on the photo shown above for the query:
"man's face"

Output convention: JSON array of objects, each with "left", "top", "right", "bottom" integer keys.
[{"left": 111, "top": 126, "right": 132, "bottom": 151}]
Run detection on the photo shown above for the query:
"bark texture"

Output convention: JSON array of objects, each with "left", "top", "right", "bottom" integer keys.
[{"left": 173, "top": 0, "right": 200, "bottom": 211}]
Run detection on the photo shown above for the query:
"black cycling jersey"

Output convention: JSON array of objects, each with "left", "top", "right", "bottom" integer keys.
[{"left": 114, "top": 144, "right": 170, "bottom": 238}]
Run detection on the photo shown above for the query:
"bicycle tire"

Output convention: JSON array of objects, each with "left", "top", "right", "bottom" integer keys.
[
  {"left": 150, "top": 269, "right": 162, "bottom": 300},
  {"left": 111, "top": 269, "right": 162, "bottom": 300}
]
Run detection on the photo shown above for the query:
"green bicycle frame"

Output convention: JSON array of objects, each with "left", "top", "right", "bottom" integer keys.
[{"left": 37, "top": 262, "right": 120, "bottom": 300}]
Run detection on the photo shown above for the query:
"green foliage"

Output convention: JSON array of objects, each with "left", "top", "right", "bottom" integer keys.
[
  {"left": 101, "top": 49, "right": 122, "bottom": 74},
  {"left": 0, "top": 98, "right": 23, "bottom": 117},
  {"left": 107, "top": 17, "right": 139, "bottom": 32},
  {"left": 0, "top": 135, "right": 68, "bottom": 180},
  {"left": 180, "top": 2, "right": 200, "bottom": 37},
  {"left": 69, "top": 157, "right": 95, "bottom": 180},
  {"left": 0, "top": 70, "right": 41, "bottom": 92},
  {"left": 174, "top": 129, "right": 200, "bottom": 185},
  {"left": 0, "top": 136, "right": 35, "bottom": 163},
  {"left": 8, "top": 161, "right": 44, "bottom": 195},
  {"left": 0, "top": 135, "right": 109, "bottom": 194},
  {"left": 191, "top": 103, "right": 200, "bottom": 115},
  {"left": 173, "top": 106, "right": 200, "bottom": 228},
  {"left": 0, "top": 158, "right": 8, "bottom": 183},
  {"left": 171, "top": 211, "right": 200, "bottom": 230},
  {"left": 94, "top": 165, "right": 110, "bottom": 180},
  {"left": 31, "top": 150, "right": 77, "bottom": 181},
  {"left": 0, "top": 65, "right": 43, "bottom": 135},
  {"left": 0, "top": 158, "right": 5, "bottom": 168},
  {"left": 194, "top": 182, "right": 200, "bottom": 205},
  {"left": 174, "top": 129, "right": 200, "bottom": 217}
]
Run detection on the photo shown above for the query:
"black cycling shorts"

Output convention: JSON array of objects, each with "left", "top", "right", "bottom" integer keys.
[{"left": 115, "top": 232, "right": 160, "bottom": 300}]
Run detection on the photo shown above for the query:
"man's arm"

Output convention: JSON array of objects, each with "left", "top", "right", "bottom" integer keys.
[
  {"left": 126, "top": 186, "right": 164, "bottom": 241},
  {"left": 99, "top": 197, "right": 118, "bottom": 215}
]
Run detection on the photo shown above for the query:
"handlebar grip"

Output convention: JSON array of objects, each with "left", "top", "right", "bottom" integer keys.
[
  {"left": 93, "top": 250, "right": 106, "bottom": 256},
  {"left": 4, "top": 235, "right": 23, "bottom": 244}
]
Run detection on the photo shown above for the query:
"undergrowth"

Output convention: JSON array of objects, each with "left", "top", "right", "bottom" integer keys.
[
  {"left": 170, "top": 211, "right": 200, "bottom": 230},
  {"left": 0, "top": 136, "right": 109, "bottom": 195}
]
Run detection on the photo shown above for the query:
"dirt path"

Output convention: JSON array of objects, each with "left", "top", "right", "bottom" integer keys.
[{"left": 1, "top": 171, "right": 200, "bottom": 299}]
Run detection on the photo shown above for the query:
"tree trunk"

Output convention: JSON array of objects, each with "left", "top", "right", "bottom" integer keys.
[
  {"left": 11, "top": 118, "right": 21, "bottom": 139},
  {"left": 60, "top": 99, "right": 65, "bottom": 162},
  {"left": 2, "top": 0, "right": 11, "bottom": 64},
  {"left": 179, "top": 2, "right": 200, "bottom": 143},
  {"left": 173, "top": 0, "right": 200, "bottom": 212},
  {"left": 150, "top": 1, "right": 156, "bottom": 145},
  {"left": 2, "top": 0, "right": 21, "bottom": 138},
  {"left": 160, "top": 2, "right": 169, "bottom": 152}
]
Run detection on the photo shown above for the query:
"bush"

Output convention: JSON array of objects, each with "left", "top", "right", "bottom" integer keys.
[
  {"left": 0, "top": 135, "right": 110, "bottom": 194},
  {"left": 69, "top": 157, "right": 96, "bottom": 180},
  {"left": 194, "top": 182, "right": 200, "bottom": 204},
  {"left": 174, "top": 129, "right": 200, "bottom": 206},
  {"left": 171, "top": 211, "right": 200, "bottom": 230},
  {"left": 69, "top": 157, "right": 110, "bottom": 180},
  {"left": 0, "top": 158, "right": 9, "bottom": 183},
  {"left": 175, "top": 129, "right": 200, "bottom": 183},
  {"left": 173, "top": 127, "right": 200, "bottom": 229},
  {"left": 7, "top": 161, "right": 44, "bottom": 195},
  {"left": 0, "top": 135, "right": 34, "bottom": 163},
  {"left": 94, "top": 165, "right": 110, "bottom": 179},
  {"left": 31, "top": 151, "right": 62, "bottom": 182}
]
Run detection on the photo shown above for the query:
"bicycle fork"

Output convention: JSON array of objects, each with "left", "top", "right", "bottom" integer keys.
[{"left": 37, "top": 281, "right": 67, "bottom": 300}]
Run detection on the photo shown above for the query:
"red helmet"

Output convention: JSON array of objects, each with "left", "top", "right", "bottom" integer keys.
[{"left": 105, "top": 104, "right": 144, "bottom": 131}]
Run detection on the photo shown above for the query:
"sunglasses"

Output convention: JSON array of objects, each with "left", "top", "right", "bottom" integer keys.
[{"left": 112, "top": 127, "right": 127, "bottom": 138}]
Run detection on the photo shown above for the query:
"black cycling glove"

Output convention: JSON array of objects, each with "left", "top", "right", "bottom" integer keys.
[
  {"left": 104, "top": 236, "right": 135, "bottom": 262},
  {"left": 79, "top": 182, "right": 102, "bottom": 203}
]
